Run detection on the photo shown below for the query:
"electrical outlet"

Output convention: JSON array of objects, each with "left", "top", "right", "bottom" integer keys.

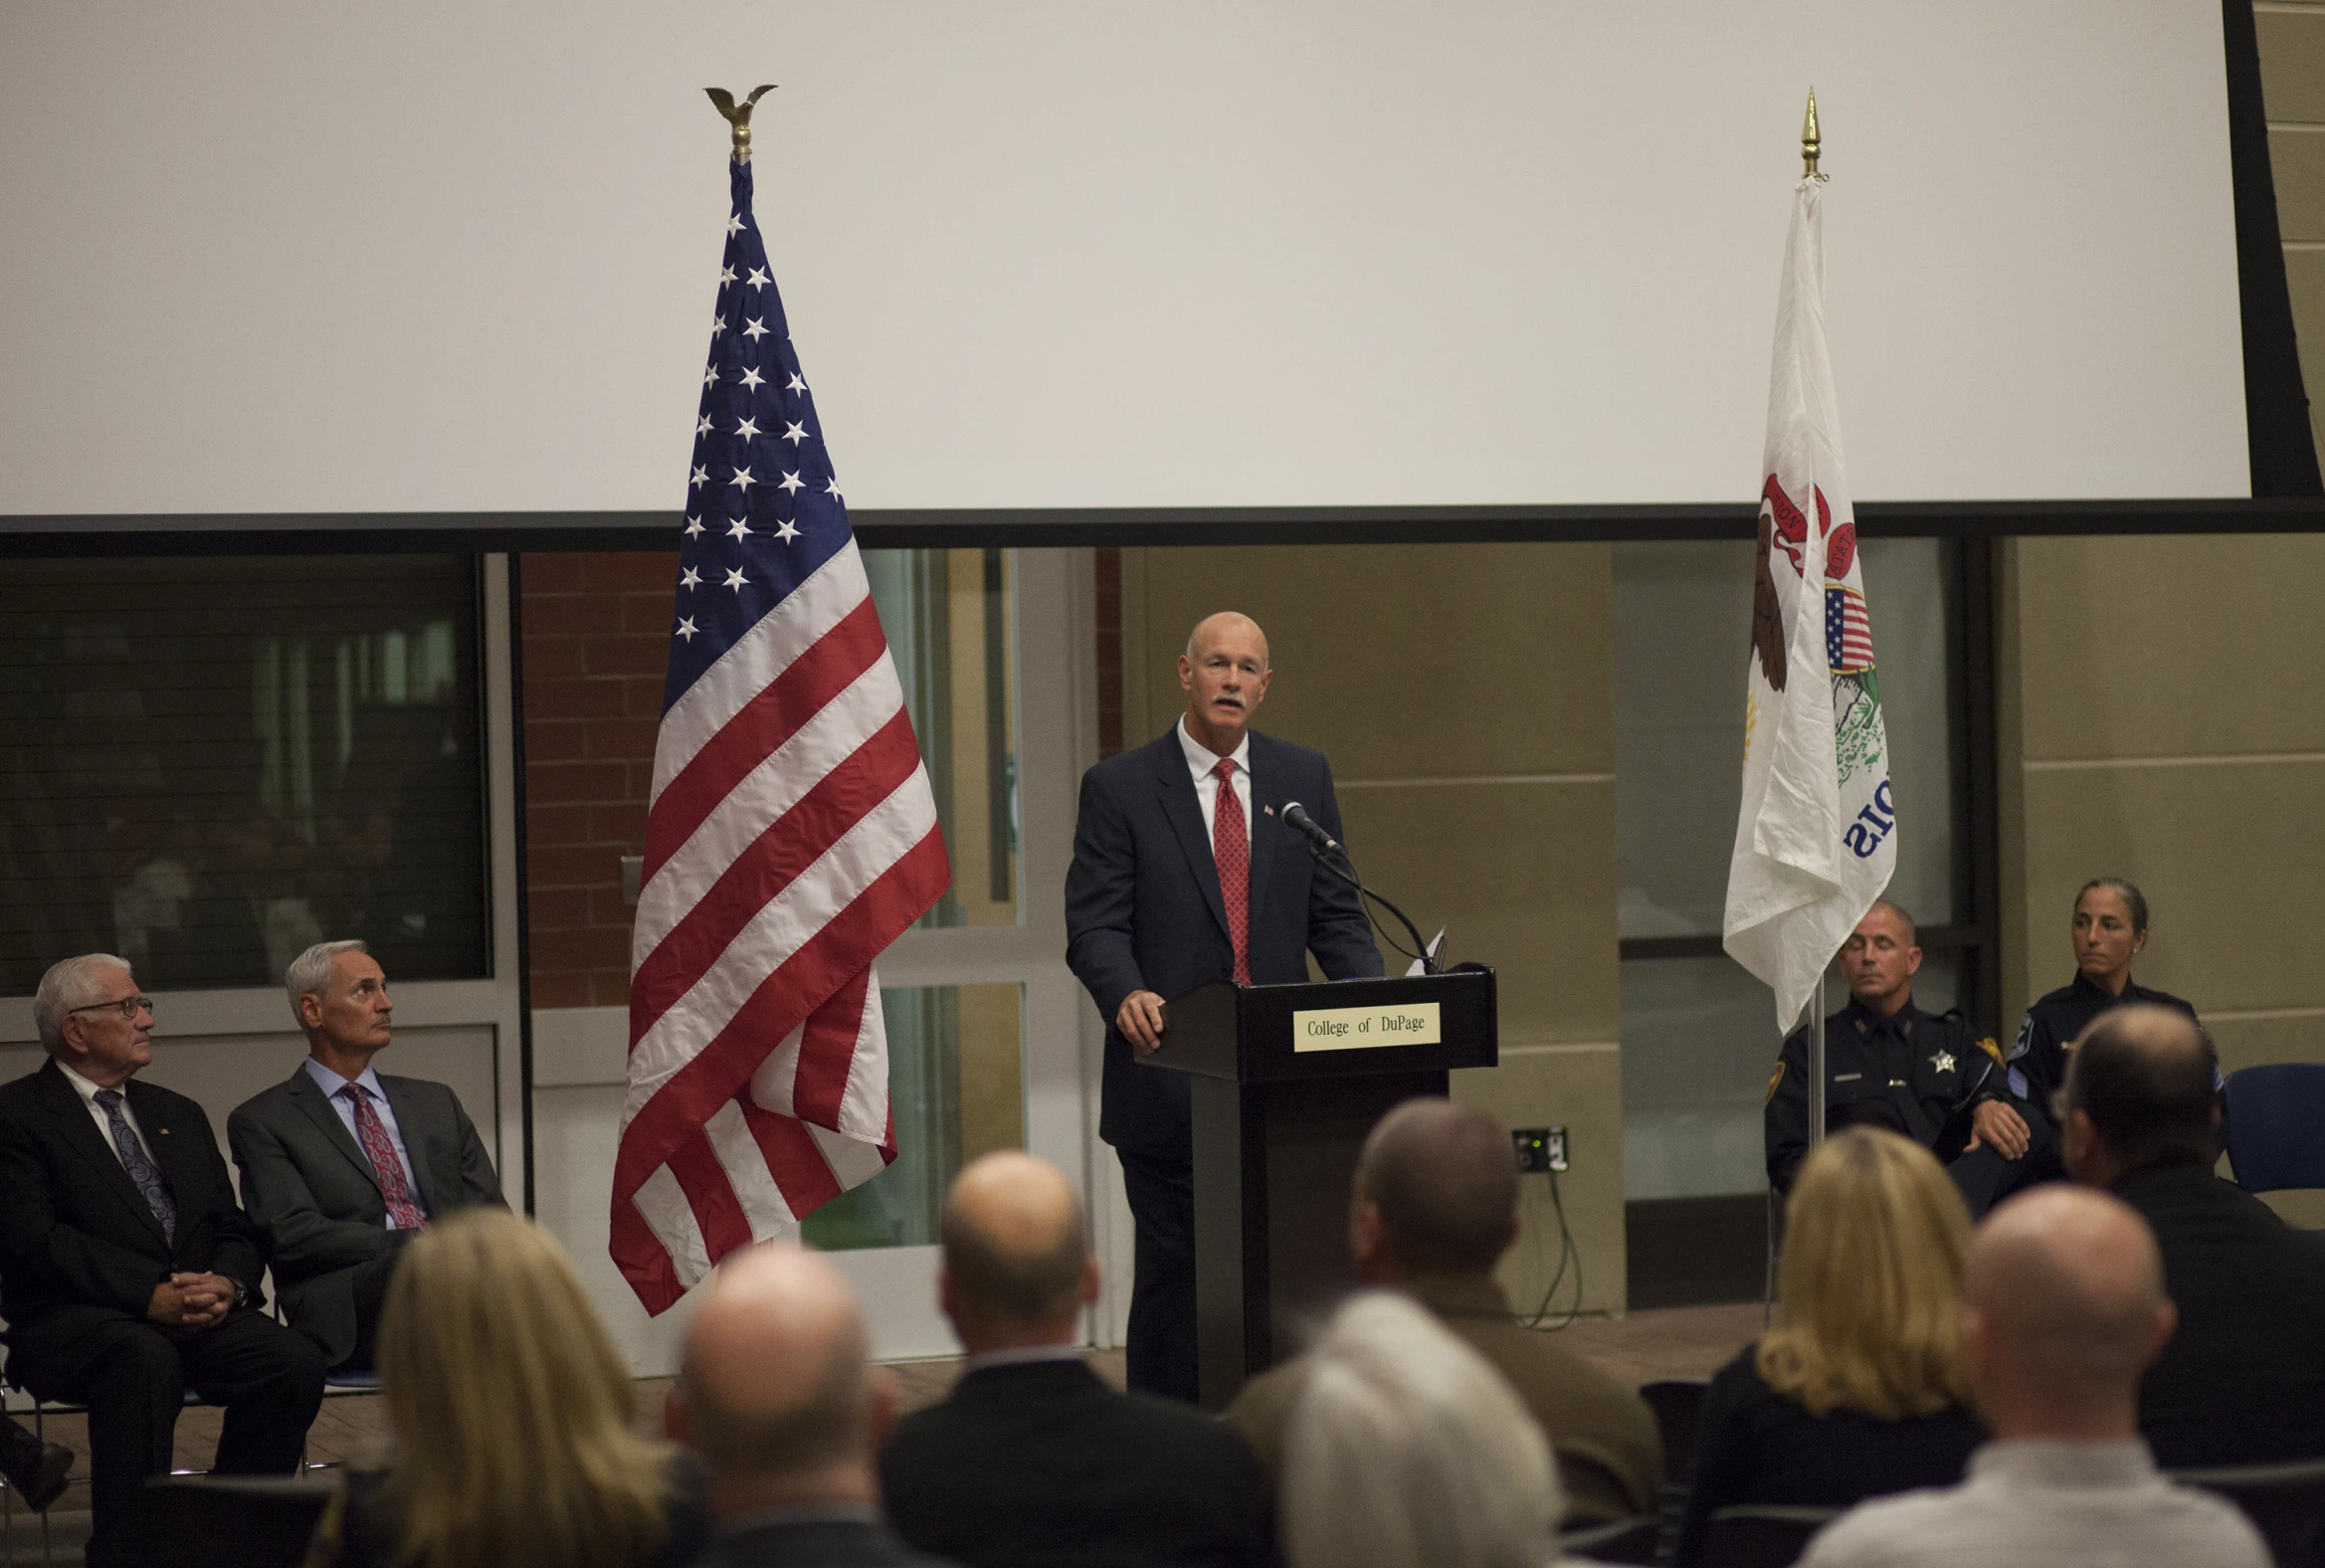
[{"left": 1512, "top": 1126, "right": 1570, "bottom": 1174}]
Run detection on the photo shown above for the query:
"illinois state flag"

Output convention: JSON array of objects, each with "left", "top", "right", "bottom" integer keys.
[
  {"left": 611, "top": 150, "right": 951, "bottom": 1314},
  {"left": 1722, "top": 174, "right": 1895, "bottom": 1031}
]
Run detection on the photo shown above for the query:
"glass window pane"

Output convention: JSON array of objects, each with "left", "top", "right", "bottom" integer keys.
[
  {"left": 0, "top": 556, "right": 487, "bottom": 994},
  {"left": 863, "top": 549, "right": 1021, "bottom": 929},
  {"left": 801, "top": 982, "right": 1025, "bottom": 1251},
  {"left": 1612, "top": 538, "right": 1962, "bottom": 936}
]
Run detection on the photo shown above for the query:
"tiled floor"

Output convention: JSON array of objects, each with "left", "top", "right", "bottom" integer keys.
[{"left": 2, "top": 1302, "right": 1769, "bottom": 1563}]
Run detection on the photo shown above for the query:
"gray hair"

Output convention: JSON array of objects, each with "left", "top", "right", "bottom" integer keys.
[
  {"left": 34, "top": 954, "right": 134, "bottom": 1055},
  {"left": 286, "top": 939, "right": 369, "bottom": 1030},
  {"left": 1281, "top": 1292, "right": 1563, "bottom": 1568}
]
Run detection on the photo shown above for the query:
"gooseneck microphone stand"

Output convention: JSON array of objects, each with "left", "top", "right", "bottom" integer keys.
[{"left": 1282, "top": 802, "right": 1440, "bottom": 975}]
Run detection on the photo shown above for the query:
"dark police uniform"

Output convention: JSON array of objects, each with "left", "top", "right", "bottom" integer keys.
[
  {"left": 1984, "top": 972, "right": 2202, "bottom": 1127},
  {"left": 1764, "top": 996, "right": 2000, "bottom": 1194}
]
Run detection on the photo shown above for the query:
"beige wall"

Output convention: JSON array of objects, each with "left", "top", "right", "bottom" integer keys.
[
  {"left": 2261, "top": 2, "right": 2325, "bottom": 464},
  {"left": 1121, "top": 543, "right": 1625, "bottom": 1312}
]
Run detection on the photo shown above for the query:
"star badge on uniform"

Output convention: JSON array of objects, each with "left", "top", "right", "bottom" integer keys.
[{"left": 1930, "top": 1050, "right": 1956, "bottom": 1074}]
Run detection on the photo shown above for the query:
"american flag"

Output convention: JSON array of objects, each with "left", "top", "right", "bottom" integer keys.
[
  {"left": 1824, "top": 583, "right": 1875, "bottom": 675},
  {"left": 610, "top": 154, "right": 951, "bottom": 1315}
]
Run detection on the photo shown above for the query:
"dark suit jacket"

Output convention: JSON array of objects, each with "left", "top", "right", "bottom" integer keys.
[
  {"left": 1065, "top": 727, "right": 1383, "bottom": 1158},
  {"left": 228, "top": 1066, "right": 504, "bottom": 1365},
  {"left": 0, "top": 1060, "right": 269, "bottom": 1381},
  {"left": 696, "top": 1512, "right": 957, "bottom": 1568},
  {"left": 880, "top": 1358, "right": 1270, "bottom": 1568},
  {"left": 2117, "top": 1161, "right": 2325, "bottom": 1467}
]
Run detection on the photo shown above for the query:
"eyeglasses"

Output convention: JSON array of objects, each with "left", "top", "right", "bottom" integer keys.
[{"left": 67, "top": 996, "right": 152, "bottom": 1020}]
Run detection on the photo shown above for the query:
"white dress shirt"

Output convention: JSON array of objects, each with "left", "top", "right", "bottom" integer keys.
[
  {"left": 1177, "top": 717, "right": 1253, "bottom": 845},
  {"left": 58, "top": 1058, "right": 156, "bottom": 1172},
  {"left": 302, "top": 1058, "right": 426, "bottom": 1224}
]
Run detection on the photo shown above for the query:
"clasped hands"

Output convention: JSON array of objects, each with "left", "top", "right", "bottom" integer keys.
[
  {"left": 1964, "top": 1098, "right": 2033, "bottom": 1161},
  {"left": 147, "top": 1273, "right": 238, "bottom": 1330}
]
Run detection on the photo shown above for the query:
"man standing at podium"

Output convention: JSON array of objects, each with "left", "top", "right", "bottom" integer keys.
[{"left": 1066, "top": 611, "right": 1383, "bottom": 1400}]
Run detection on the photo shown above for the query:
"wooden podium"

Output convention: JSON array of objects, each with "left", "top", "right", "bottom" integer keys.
[{"left": 1139, "top": 966, "right": 1497, "bottom": 1408}]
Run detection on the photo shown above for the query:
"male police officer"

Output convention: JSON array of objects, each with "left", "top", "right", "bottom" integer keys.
[{"left": 1765, "top": 900, "right": 2001, "bottom": 1194}]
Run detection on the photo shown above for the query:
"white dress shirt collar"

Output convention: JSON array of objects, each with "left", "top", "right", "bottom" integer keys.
[{"left": 1176, "top": 714, "right": 1250, "bottom": 780}]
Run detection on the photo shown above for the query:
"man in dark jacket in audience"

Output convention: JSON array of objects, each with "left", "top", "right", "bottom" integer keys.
[
  {"left": 880, "top": 1151, "right": 1270, "bottom": 1567},
  {"left": 2061, "top": 1003, "right": 2325, "bottom": 1467},
  {"left": 1229, "top": 1097, "right": 1664, "bottom": 1524}
]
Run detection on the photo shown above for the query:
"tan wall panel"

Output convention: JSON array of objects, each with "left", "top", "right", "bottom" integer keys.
[
  {"left": 2018, "top": 760, "right": 2325, "bottom": 1013},
  {"left": 2013, "top": 535, "right": 2325, "bottom": 759},
  {"left": 1334, "top": 781, "right": 1619, "bottom": 1044},
  {"left": 2271, "top": 129, "right": 2325, "bottom": 244},
  {"left": 2259, "top": 10, "right": 2325, "bottom": 122},
  {"left": 1131, "top": 543, "right": 1614, "bottom": 779},
  {"left": 1455, "top": 1048, "right": 1626, "bottom": 1316}
]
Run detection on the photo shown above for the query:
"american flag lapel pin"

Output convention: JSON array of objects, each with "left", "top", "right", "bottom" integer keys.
[{"left": 1263, "top": 805, "right": 1274, "bottom": 816}]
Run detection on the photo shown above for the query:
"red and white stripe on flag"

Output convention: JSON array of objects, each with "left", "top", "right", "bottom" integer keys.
[{"left": 610, "top": 539, "right": 950, "bottom": 1314}]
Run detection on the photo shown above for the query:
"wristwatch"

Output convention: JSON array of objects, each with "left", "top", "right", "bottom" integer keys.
[{"left": 229, "top": 1276, "right": 250, "bottom": 1308}]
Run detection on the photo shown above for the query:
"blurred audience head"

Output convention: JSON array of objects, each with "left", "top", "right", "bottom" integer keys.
[
  {"left": 1281, "top": 1291, "right": 1563, "bottom": 1568},
  {"left": 1759, "top": 1126, "right": 1971, "bottom": 1420},
  {"left": 1965, "top": 1185, "right": 2174, "bottom": 1441},
  {"left": 938, "top": 1150, "right": 1098, "bottom": 1353},
  {"left": 678, "top": 1242, "right": 893, "bottom": 1518},
  {"left": 2061, "top": 1004, "right": 2219, "bottom": 1188},
  {"left": 1350, "top": 1097, "right": 1518, "bottom": 1284},
  {"left": 377, "top": 1208, "right": 674, "bottom": 1568}
]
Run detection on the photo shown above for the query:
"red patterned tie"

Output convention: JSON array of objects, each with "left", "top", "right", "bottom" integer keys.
[
  {"left": 342, "top": 1085, "right": 426, "bottom": 1229},
  {"left": 1212, "top": 758, "right": 1252, "bottom": 984}
]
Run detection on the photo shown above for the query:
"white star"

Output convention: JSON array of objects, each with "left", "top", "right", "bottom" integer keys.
[
  {"left": 746, "top": 267, "right": 769, "bottom": 291},
  {"left": 728, "top": 466, "right": 756, "bottom": 492},
  {"left": 1931, "top": 1050, "right": 1956, "bottom": 1075},
  {"left": 676, "top": 617, "right": 699, "bottom": 642},
  {"left": 774, "top": 518, "right": 801, "bottom": 542},
  {"left": 738, "top": 365, "right": 767, "bottom": 393},
  {"left": 725, "top": 214, "right": 744, "bottom": 237},
  {"left": 742, "top": 316, "right": 769, "bottom": 341},
  {"left": 785, "top": 371, "right": 807, "bottom": 394},
  {"left": 778, "top": 470, "right": 804, "bottom": 494},
  {"left": 727, "top": 516, "right": 752, "bottom": 540},
  {"left": 719, "top": 264, "right": 736, "bottom": 286},
  {"left": 782, "top": 420, "right": 808, "bottom": 446},
  {"left": 710, "top": 316, "right": 725, "bottom": 338},
  {"left": 702, "top": 364, "right": 718, "bottom": 389},
  {"left": 689, "top": 466, "right": 709, "bottom": 490},
  {"left": 684, "top": 514, "right": 704, "bottom": 538},
  {"left": 679, "top": 566, "right": 701, "bottom": 590},
  {"left": 723, "top": 567, "right": 747, "bottom": 591},
  {"left": 696, "top": 415, "right": 713, "bottom": 437},
  {"left": 733, "top": 416, "right": 761, "bottom": 441},
  {"left": 824, "top": 477, "right": 843, "bottom": 498}
]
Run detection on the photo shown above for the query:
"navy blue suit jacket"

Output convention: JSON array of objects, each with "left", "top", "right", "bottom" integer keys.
[{"left": 1065, "top": 726, "right": 1383, "bottom": 1159}]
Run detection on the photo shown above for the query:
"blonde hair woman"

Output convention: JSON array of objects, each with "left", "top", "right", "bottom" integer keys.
[
  {"left": 1673, "top": 1128, "right": 1984, "bottom": 1568},
  {"left": 308, "top": 1210, "right": 709, "bottom": 1568}
]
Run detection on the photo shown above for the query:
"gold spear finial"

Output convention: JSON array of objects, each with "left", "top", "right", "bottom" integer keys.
[
  {"left": 705, "top": 85, "right": 778, "bottom": 164},
  {"left": 1802, "top": 88, "right": 1822, "bottom": 179}
]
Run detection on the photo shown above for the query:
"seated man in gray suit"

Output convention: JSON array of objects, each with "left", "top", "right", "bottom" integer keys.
[{"left": 228, "top": 939, "right": 504, "bottom": 1371}]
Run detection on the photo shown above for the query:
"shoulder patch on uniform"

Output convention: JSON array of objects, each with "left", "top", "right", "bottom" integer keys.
[
  {"left": 1976, "top": 1037, "right": 2004, "bottom": 1065},
  {"left": 1766, "top": 1060, "right": 1787, "bottom": 1104}
]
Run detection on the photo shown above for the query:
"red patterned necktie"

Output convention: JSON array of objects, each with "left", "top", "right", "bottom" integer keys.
[
  {"left": 342, "top": 1085, "right": 427, "bottom": 1229},
  {"left": 1212, "top": 757, "right": 1252, "bottom": 984}
]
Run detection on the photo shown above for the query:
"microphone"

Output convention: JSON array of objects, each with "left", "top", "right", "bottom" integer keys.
[{"left": 1280, "top": 801, "right": 1341, "bottom": 857}]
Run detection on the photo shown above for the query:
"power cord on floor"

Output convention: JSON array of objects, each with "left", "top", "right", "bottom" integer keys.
[{"left": 1521, "top": 1165, "right": 1584, "bottom": 1331}]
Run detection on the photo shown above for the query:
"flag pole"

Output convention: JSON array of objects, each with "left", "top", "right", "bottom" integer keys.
[
  {"left": 705, "top": 84, "right": 778, "bottom": 164},
  {"left": 1802, "top": 88, "right": 1821, "bottom": 179},
  {"left": 1802, "top": 88, "right": 1827, "bottom": 1152}
]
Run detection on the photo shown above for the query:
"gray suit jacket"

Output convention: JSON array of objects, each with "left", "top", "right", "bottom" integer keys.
[{"left": 228, "top": 1066, "right": 504, "bottom": 1365}]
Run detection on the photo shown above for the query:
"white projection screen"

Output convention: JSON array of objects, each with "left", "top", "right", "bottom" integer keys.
[{"left": 0, "top": 1, "right": 2249, "bottom": 519}]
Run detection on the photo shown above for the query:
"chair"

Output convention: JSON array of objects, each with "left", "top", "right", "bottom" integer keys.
[
  {"left": 143, "top": 1474, "right": 336, "bottom": 1568},
  {"left": 1640, "top": 1379, "right": 1709, "bottom": 1488},
  {"left": 1558, "top": 1512, "right": 1659, "bottom": 1564},
  {"left": 2172, "top": 1457, "right": 2325, "bottom": 1568},
  {"left": 1699, "top": 1504, "right": 1844, "bottom": 1568},
  {"left": 2224, "top": 1066, "right": 2325, "bottom": 1196}
]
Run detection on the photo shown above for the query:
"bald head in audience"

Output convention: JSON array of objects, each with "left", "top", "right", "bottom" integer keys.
[
  {"left": 1350, "top": 1098, "right": 1520, "bottom": 1283},
  {"left": 938, "top": 1151, "right": 1100, "bottom": 1354},
  {"left": 2061, "top": 1003, "right": 2220, "bottom": 1190},
  {"left": 677, "top": 1244, "right": 894, "bottom": 1518},
  {"left": 1964, "top": 1186, "right": 2176, "bottom": 1443}
]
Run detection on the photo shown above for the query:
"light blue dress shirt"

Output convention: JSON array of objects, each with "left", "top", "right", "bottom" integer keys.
[{"left": 301, "top": 1058, "right": 426, "bottom": 1226}]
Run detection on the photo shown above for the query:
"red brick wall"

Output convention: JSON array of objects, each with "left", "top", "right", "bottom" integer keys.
[{"left": 518, "top": 553, "right": 676, "bottom": 1008}]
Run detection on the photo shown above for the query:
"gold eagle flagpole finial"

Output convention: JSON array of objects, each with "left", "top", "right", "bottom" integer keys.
[
  {"left": 705, "top": 85, "right": 778, "bottom": 164},
  {"left": 1801, "top": 88, "right": 1822, "bottom": 179}
]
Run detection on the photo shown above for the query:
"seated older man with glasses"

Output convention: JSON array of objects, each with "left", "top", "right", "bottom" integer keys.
[{"left": 0, "top": 954, "right": 323, "bottom": 1568}]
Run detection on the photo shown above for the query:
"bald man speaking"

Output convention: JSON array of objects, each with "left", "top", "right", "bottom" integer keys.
[{"left": 1066, "top": 612, "right": 1383, "bottom": 1399}]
